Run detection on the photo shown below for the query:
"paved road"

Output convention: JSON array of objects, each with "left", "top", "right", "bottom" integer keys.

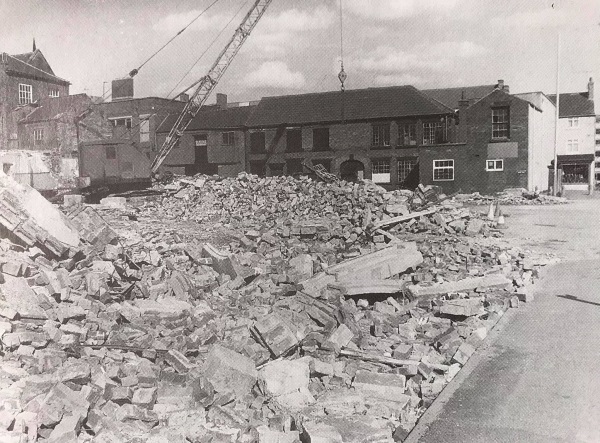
[{"left": 408, "top": 199, "right": 600, "bottom": 443}]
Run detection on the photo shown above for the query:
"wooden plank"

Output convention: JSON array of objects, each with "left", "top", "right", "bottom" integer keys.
[
  {"left": 372, "top": 209, "right": 437, "bottom": 230},
  {"left": 340, "top": 348, "right": 449, "bottom": 372}
]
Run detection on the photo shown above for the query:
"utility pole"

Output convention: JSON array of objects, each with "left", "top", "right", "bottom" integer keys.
[{"left": 553, "top": 31, "right": 561, "bottom": 196}]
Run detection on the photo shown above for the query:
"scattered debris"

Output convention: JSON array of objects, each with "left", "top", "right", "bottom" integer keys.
[{"left": 0, "top": 171, "right": 554, "bottom": 442}]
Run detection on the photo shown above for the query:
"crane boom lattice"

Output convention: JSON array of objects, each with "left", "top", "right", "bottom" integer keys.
[{"left": 151, "top": 0, "right": 273, "bottom": 173}]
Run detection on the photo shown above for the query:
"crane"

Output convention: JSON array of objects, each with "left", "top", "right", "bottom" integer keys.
[{"left": 150, "top": 0, "right": 273, "bottom": 173}]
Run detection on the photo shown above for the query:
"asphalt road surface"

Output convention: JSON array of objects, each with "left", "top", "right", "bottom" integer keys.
[{"left": 407, "top": 198, "right": 600, "bottom": 443}]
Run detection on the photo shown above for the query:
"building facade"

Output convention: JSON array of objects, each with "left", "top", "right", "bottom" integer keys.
[
  {"left": 244, "top": 86, "right": 457, "bottom": 189},
  {"left": 0, "top": 46, "right": 70, "bottom": 151}
]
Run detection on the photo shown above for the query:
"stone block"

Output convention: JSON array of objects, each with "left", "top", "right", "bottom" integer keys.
[
  {"left": 164, "top": 349, "right": 196, "bottom": 373},
  {"left": 132, "top": 387, "right": 157, "bottom": 408},
  {"left": 260, "top": 358, "right": 315, "bottom": 410},
  {"left": 452, "top": 342, "right": 476, "bottom": 365},
  {"left": 352, "top": 370, "right": 407, "bottom": 403},
  {"left": 202, "top": 345, "right": 257, "bottom": 398},
  {"left": 253, "top": 315, "right": 299, "bottom": 357},
  {"left": 323, "top": 324, "right": 354, "bottom": 351},
  {"left": 440, "top": 298, "right": 482, "bottom": 317},
  {"left": 303, "top": 421, "right": 343, "bottom": 443}
]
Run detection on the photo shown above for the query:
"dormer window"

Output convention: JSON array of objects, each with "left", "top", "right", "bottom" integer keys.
[{"left": 19, "top": 84, "right": 32, "bottom": 104}]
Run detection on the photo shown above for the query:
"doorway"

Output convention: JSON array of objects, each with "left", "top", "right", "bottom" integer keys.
[{"left": 340, "top": 159, "right": 364, "bottom": 182}]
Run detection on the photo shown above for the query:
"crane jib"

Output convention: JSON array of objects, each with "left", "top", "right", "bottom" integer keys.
[{"left": 150, "top": 0, "right": 274, "bottom": 173}]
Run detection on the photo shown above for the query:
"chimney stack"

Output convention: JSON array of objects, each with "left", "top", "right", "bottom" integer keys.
[
  {"left": 216, "top": 93, "right": 227, "bottom": 110},
  {"left": 111, "top": 78, "right": 134, "bottom": 101},
  {"left": 496, "top": 79, "right": 509, "bottom": 94},
  {"left": 588, "top": 77, "right": 594, "bottom": 100}
]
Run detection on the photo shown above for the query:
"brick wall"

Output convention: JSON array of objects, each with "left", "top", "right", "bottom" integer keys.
[{"left": 421, "top": 89, "right": 531, "bottom": 194}]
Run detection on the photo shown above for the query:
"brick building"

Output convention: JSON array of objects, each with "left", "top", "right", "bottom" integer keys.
[
  {"left": 548, "top": 78, "right": 596, "bottom": 194},
  {"left": 156, "top": 94, "right": 257, "bottom": 177},
  {"left": 0, "top": 45, "right": 70, "bottom": 150},
  {"left": 421, "top": 84, "right": 556, "bottom": 194},
  {"left": 244, "top": 86, "right": 456, "bottom": 189}
]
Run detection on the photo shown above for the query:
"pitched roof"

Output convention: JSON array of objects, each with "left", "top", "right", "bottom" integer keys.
[
  {"left": 19, "top": 94, "right": 95, "bottom": 123},
  {"left": 547, "top": 92, "right": 595, "bottom": 117},
  {"left": 422, "top": 84, "right": 498, "bottom": 110},
  {"left": 156, "top": 105, "right": 256, "bottom": 133},
  {"left": 245, "top": 85, "right": 453, "bottom": 127},
  {"left": 2, "top": 51, "right": 69, "bottom": 85}
]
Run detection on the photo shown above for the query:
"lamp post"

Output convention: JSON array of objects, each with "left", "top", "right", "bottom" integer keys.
[{"left": 553, "top": 32, "right": 560, "bottom": 196}]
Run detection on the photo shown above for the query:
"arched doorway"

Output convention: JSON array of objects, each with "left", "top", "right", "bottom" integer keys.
[{"left": 340, "top": 159, "right": 364, "bottom": 182}]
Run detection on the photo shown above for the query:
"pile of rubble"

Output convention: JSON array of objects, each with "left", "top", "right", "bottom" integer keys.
[
  {"left": 0, "top": 172, "right": 552, "bottom": 442},
  {"left": 456, "top": 189, "right": 568, "bottom": 206}
]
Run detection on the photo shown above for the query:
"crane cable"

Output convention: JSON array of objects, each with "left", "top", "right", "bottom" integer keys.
[
  {"left": 128, "top": 0, "right": 225, "bottom": 78},
  {"left": 167, "top": 0, "right": 251, "bottom": 99}
]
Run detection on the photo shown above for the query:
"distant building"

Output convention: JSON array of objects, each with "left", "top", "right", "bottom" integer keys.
[
  {"left": 548, "top": 78, "right": 596, "bottom": 193},
  {"left": 421, "top": 82, "right": 556, "bottom": 194},
  {"left": 244, "top": 86, "right": 457, "bottom": 188},
  {"left": 0, "top": 44, "right": 70, "bottom": 150},
  {"left": 156, "top": 94, "right": 257, "bottom": 177}
]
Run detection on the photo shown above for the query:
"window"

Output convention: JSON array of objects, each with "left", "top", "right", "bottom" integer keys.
[
  {"left": 486, "top": 159, "right": 504, "bottom": 171},
  {"left": 286, "top": 128, "right": 302, "bottom": 152},
  {"left": 139, "top": 116, "right": 150, "bottom": 143},
  {"left": 596, "top": 139, "right": 600, "bottom": 145},
  {"left": 250, "top": 131, "right": 265, "bottom": 153},
  {"left": 33, "top": 129, "right": 43, "bottom": 144},
  {"left": 19, "top": 84, "right": 32, "bottom": 105},
  {"left": 313, "top": 128, "right": 330, "bottom": 151},
  {"left": 250, "top": 160, "right": 266, "bottom": 176},
  {"left": 423, "top": 121, "right": 449, "bottom": 145},
  {"left": 372, "top": 124, "right": 391, "bottom": 147},
  {"left": 371, "top": 159, "right": 391, "bottom": 183},
  {"left": 398, "top": 159, "right": 417, "bottom": 183},
  {"left": 399, "top": 123, "right": 417, "bottom": 146},
  {"left": 194, "top": 134, "right": 208, "bottom": 147},
  {"left": 567, "top": 139, "right": 579, "bottom": 153},
  {"left": 49, "top": 89, "right": 60, "bottom": 98},
  {"left": 111, "top": 117, "right": 132, "bottom": 129},
  {"left": 433, "top": 159, "right": 454, "bottom": 181},
  {"left": 567, "top": 117, "right": 579, "bottom": 128},
  {"left": 222, "top": 132, "right": 235, "bottom": 146},
  {"left": 492, "top": 107, "right": 510, "bottom": 139},
  {"left": 106, "top": 146, "right": 117, "bottom": 160}
]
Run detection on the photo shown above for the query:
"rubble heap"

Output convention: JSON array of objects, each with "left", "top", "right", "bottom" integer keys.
[
  {"left": 0, "top": 173, "right": 552, "bottom": 442},
  {"left": 456, "top": 189, "right": 568, "bottom": 206}
]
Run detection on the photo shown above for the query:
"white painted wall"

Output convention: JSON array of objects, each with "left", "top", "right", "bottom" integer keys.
[{"left": 556, "top": 115, "right": 595, "bottom": 156}]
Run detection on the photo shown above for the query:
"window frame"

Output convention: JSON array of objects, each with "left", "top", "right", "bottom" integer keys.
[
  {"left": 492, "top": 107, "right": 510, "bottom": 140},
  {"left": 372, "top": 123, "right": 391, "bottom": 148},
  {"left": 397, "top": 158, "right": 417, "bottom": 183},
  {"left": 485, "top": 159, "right": 504, "bottom": 171},
  {"left": 399, "top": 122, "right": 417, "bottom": 146},
  {"left": 567, "top": 117, "right": 579, "bottom": 128},
  {"left": 433, "top": 159, "right": 454, "bottom": 181},
  {"left": 566, "top": 139, "right": 580, "bottom": 153},
  {"left": 313, "top": 127, "right": 330, "bottom": 151},
  {"left": 33, "top": 128, "right": 44, "bottom": 143},
  {"left": 285, "top": 127, "right": 303, "bottom": 152},
  {"left": 250, "top": 131, "right": 266, "bottom": 153},
  {"left": 222, "top": 131, "right": 235, "bottom": 146},
  {"left": 19, "top": 83, "right": 33, "bottom": 105},
  {"left": 109, "top": 116, "right": 132, "bottom": 129},
  {"left": 371, "top": 158, "right": 391, "bottom": 184},
  {"left": 49, "top": 89, "right": 60, "bottom": 98},
  {"left": 139, "top": 115, "right": 151, "bottom": 143}
]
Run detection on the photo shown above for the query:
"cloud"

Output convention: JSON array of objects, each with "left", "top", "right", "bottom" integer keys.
[
  {"left": 245, "top": 61, "right": 306, "bottom": 89},
  {"left": 491, "top": 7, "right": 600, "bottom": 29},
  {"left": 246, "top": 6, "right": 335, "bottom": 55},
  {"left": 350, "top": 41, "right": 486, "bottom": 85},
  {"left": 345, "top": 0, "right": 460, "bottom": 20},
  {"left": 153, "top": 10, "right": 228, "bottom": 33},
  {"left": 374, "top": 73, "right": 422, "bottom": 86}
]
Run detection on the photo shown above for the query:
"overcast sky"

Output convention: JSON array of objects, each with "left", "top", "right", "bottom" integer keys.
[{"left": 1, "top": 0, "right": 599, "bottom": 104}]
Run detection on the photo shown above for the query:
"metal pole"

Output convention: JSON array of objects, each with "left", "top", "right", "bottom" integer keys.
[{"left": 553, "top": 31, "right": 560, "bottom": 196}]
